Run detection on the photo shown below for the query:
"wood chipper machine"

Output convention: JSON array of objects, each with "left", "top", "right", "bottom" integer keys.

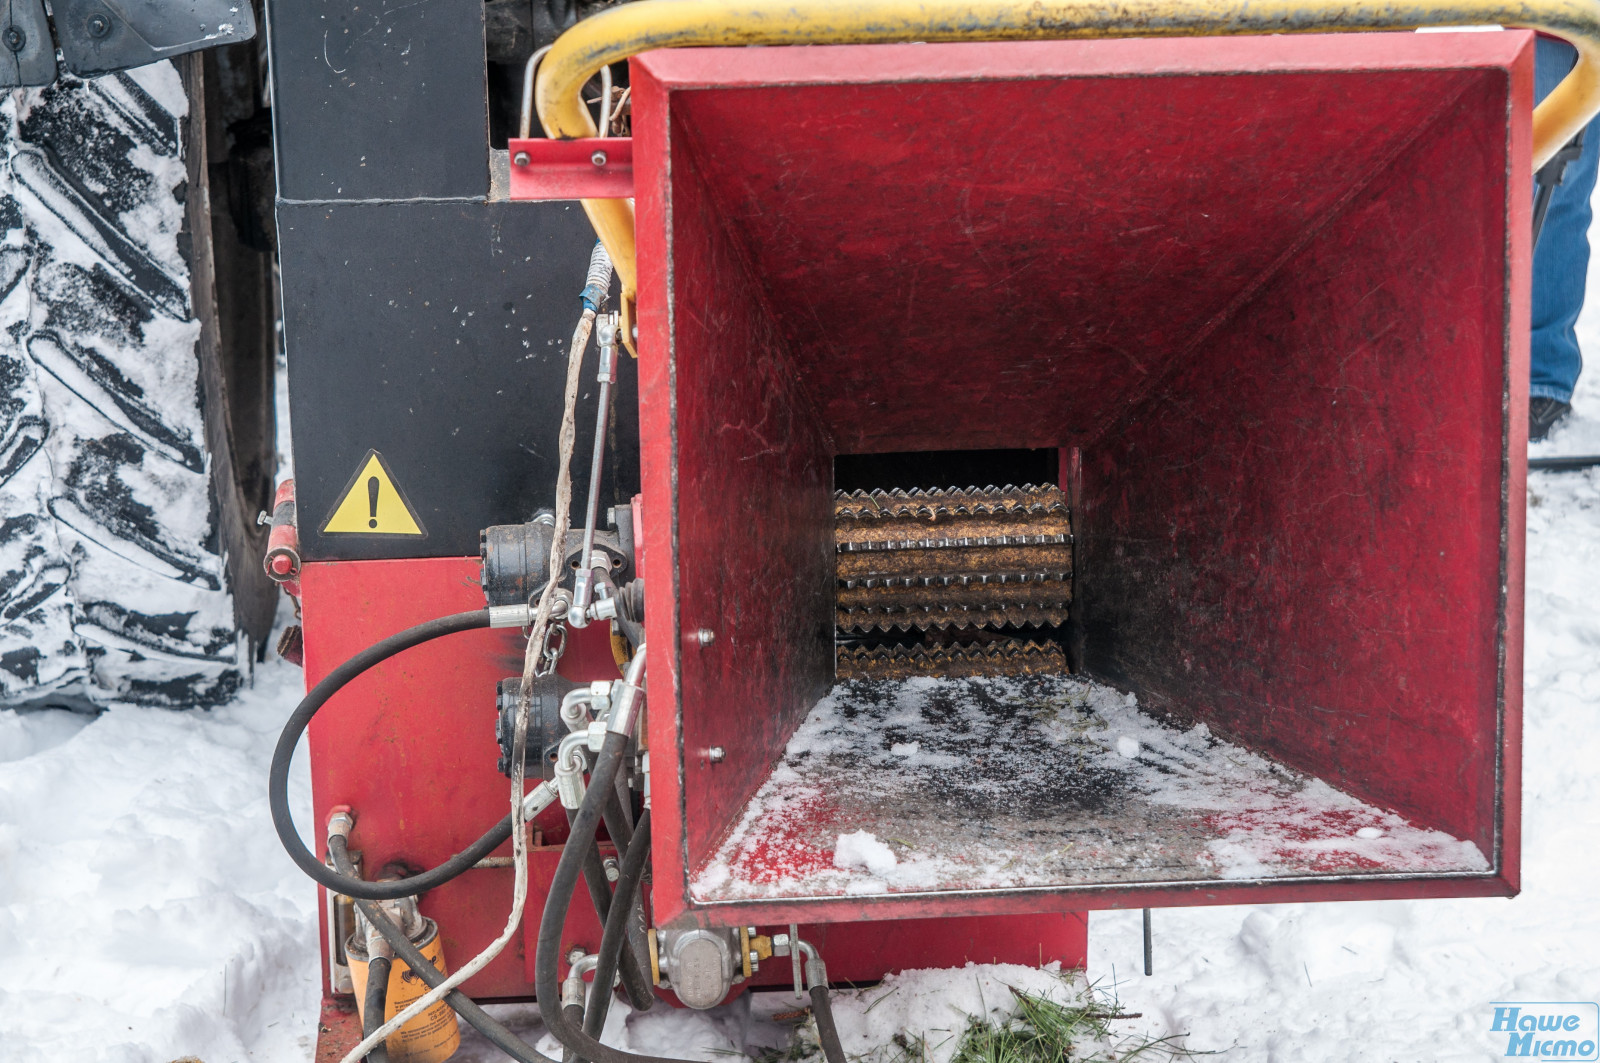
[{"left": 260, "top": 2, "right": 1600, "bottom": 1059}]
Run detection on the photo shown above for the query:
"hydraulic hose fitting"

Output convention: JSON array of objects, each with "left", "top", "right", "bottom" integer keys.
[
  {"left": 561, "top": 682, "right": 612, "bottom": 732},
  {"left": 796, "top": 939, "right": 827, "bottom": 993},
  {"left": 327, "top": 806, "right": 356, "bottom": 842},
  {"left": 555, "top": 732, "right": 592, "bottom": 809},
  {"left": 563, "top": 952, "right": 601, "bottom": 1008},
  {"left": 580, "top": 241, "right": 614, "bottom": 313},
  {"left": 607, "top": 646, "right": 647, "bottom": 737}
]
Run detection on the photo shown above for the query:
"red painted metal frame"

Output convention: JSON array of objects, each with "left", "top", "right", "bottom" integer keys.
[
  {"left": 632, "top": 34, "right": 1530, "bottom": 930},
  {"left": 508, "top": 137, "right": 634, "bottom": 200}
]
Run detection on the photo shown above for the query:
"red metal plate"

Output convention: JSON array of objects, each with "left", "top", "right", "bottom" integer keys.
[{"left": 508, "top": 137, "right": 633, "bottom": 200}]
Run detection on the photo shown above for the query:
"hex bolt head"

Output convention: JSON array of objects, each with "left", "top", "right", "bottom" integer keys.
[
  {"left": 512, "top": 150, "right": 531, "bottom": 167},
  {"left": 708, "top": 746, "right": 726, "bottom": 763},
  {"left": 591, "top": 150, "right": 608, "bottom": 167},
  {"left": 3, "top": 26, "right": 25, "bottom": 51},
  {"left": 86, "top": 13, "right": 111, "bottom": 37}
]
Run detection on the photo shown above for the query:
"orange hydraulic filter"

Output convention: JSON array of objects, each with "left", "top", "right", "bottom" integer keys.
[{"left": 347, "top": 919, "right": 461, "bottom": 1063}]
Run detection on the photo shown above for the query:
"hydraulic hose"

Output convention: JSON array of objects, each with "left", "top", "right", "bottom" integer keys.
[
  {"left": 811, "top": 985, "right": 846, "bottom": 1063},
  {"left": 563, "top": 1004, "right": 586, "bottom": 1063},
  {"left": 269, "top": 609, "right": 512, "bottom": 900},
  {"left": 584, "top": 811, "right": 652, "bottom": 1040},
  {"left": 362, "top": 957, "right": 392, "bottom": 1063},
  {"left": 329, "top": 834, "right": 560, "bottom": 1063},
  {"left": 537, "top": 733, "right": 849, "bottom": 1063},
  {"left": 569, "top": 804, "right": 654, "bottom": 1009}
]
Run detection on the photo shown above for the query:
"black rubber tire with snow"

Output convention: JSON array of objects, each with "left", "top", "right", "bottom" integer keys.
[{"left": 0, "top": 49, "right": 277, "bottom": 711}]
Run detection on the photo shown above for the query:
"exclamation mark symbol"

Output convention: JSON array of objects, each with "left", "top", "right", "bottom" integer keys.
[{"left": 367, "top": 476, "right": 380, "bottom": 529}]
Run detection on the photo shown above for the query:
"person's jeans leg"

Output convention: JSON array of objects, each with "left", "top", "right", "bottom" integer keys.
[{"left": 1532, "top": 36, "right": 1599, "bottom": 403}]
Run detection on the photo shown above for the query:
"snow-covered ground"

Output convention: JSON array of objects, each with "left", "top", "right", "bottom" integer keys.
[
  {"left": 8, "top": 139, "right": 1600, "bottom": 1063},
  {"left": 9, "top": 390, "right": 1598, "bottom": 1063}
]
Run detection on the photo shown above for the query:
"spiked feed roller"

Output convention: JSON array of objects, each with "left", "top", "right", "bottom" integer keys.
[{"left": 833, "top": 484, "right": 1072, "bottom": 677}]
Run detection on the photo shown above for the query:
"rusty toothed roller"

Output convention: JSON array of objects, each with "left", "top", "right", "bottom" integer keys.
[{"left": 834, "top": 484, "right": 1072, "bottom": 678}]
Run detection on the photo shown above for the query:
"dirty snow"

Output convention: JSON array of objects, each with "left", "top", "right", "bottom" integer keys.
[{"left": 692, "top": 673, "right": 1486, "bottom": 903}]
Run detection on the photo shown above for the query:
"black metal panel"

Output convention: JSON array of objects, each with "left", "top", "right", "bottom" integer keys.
[
  {"left": 266, "top": 0, "right": 488, "bottom": 201},
  {"left": 55, "top": 0, "right": 256, "bottom": 78},
  {"left": 280, "top": 199, "right": 639, "bottom": 562}
]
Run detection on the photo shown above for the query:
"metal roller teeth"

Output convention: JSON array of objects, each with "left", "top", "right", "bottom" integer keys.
[
  {"left": 835, "top": 484, "right": 1067, "bottom": 521},
  {"left": 835, "top": 484, "right": 1070, "bottom": 553},
  {"left": 837, "top": 604, "right": 1069, "bottom": 633},
  {"left": 834, "top": 483, "right": 1072, "bottom": 633},
  {"left": 836, "top": 639, "right": 1068, "bottom": 680}
]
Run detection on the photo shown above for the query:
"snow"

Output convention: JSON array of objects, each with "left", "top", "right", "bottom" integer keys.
[
  {"left": 834, "top": 830, "right": 899, "bottom": 875},
  {"left": 691, "top": 673, "right": 1486, "bottom": 903},
  {"left": 0, "top": 641, "right": 318, "bottom": 1063}
]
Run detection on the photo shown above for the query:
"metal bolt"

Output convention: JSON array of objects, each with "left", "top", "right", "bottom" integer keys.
[
  {"left": 590, "top": 150, "right": 608, "bottom": 167},
  {"left": 3, "top": 26, "right": 25, "bottom": 51},
  {"left": 695, "top": 628, "right": 715, "bottom": 646},
  {"left": 749, "top": 950, "right": 761, "bottom": 972},
  {"left": 603, "top": 856, "right": 620, "bottom": 883},
  {"left": 512, "top": 150, "right": 530, "bottom": 167},
  {"left": 86, "top": 13, "right": 111, "bottom": 38},
  {"left": 708, "top": 746, "right": 726, "bottom": 763},
  {"left": 256, "top": 509, "right": 272, "bottom": 526}
]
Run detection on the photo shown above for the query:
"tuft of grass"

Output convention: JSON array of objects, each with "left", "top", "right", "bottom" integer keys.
[
  {"left": 950, "top": 983, "right": 1201, "bottom": 1063},
  {"left": 761, "top": 974, "right": 1208, "bottom": 1063}
]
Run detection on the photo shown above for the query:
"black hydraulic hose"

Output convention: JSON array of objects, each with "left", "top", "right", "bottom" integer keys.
[
  {"left": 329, "top": 834, "right": 559, "bottom": 1063},
  {"left": 810, "top": 985, "right": 846, "bottom": 1063},
  {"left": 584, "top": 811, "right": 653, "bottom": 1040},
  {"left": 362, "top": 956, "right": 392, "bottom": 1063},
  {"left": 602, "top": 796, "right": 634, "bottom": 853},
  {"left": 563, "top": 1004, "right": 586, "bottom": 1063},
  {"left": 568, "top": 805, "right": 654, "bottom": 1009},
  {"left": 536, "top": 733, "right": 849, "bottom": 1063},
  {"left": 269, "top": 609, "right": 516, "bottom": 900}
]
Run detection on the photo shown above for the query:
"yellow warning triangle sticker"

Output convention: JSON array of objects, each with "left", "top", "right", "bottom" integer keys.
[{"left": 321, "top": 450, "right": 427, "bottom": 537}]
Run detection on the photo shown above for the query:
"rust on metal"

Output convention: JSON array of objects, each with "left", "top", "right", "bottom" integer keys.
[
  {"left": 835, "top": 638, "right": 1068, "bottom": 680},
  {"left": 834, "top": 484, "right": 1072, "bottom": 634}
]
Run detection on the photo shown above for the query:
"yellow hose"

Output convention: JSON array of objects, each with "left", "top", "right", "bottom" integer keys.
[{"left": 537, "top": 0, "right": 1600, "bottom": 304}]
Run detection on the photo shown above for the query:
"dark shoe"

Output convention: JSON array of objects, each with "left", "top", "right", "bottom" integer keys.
[{"left": 1530, "top": 396, "right": 1572, "bottom": 442}]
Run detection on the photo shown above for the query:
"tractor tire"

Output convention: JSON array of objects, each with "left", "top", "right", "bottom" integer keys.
[{"left": 0, "top": 42, "right": 278, "bottom": 711}]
